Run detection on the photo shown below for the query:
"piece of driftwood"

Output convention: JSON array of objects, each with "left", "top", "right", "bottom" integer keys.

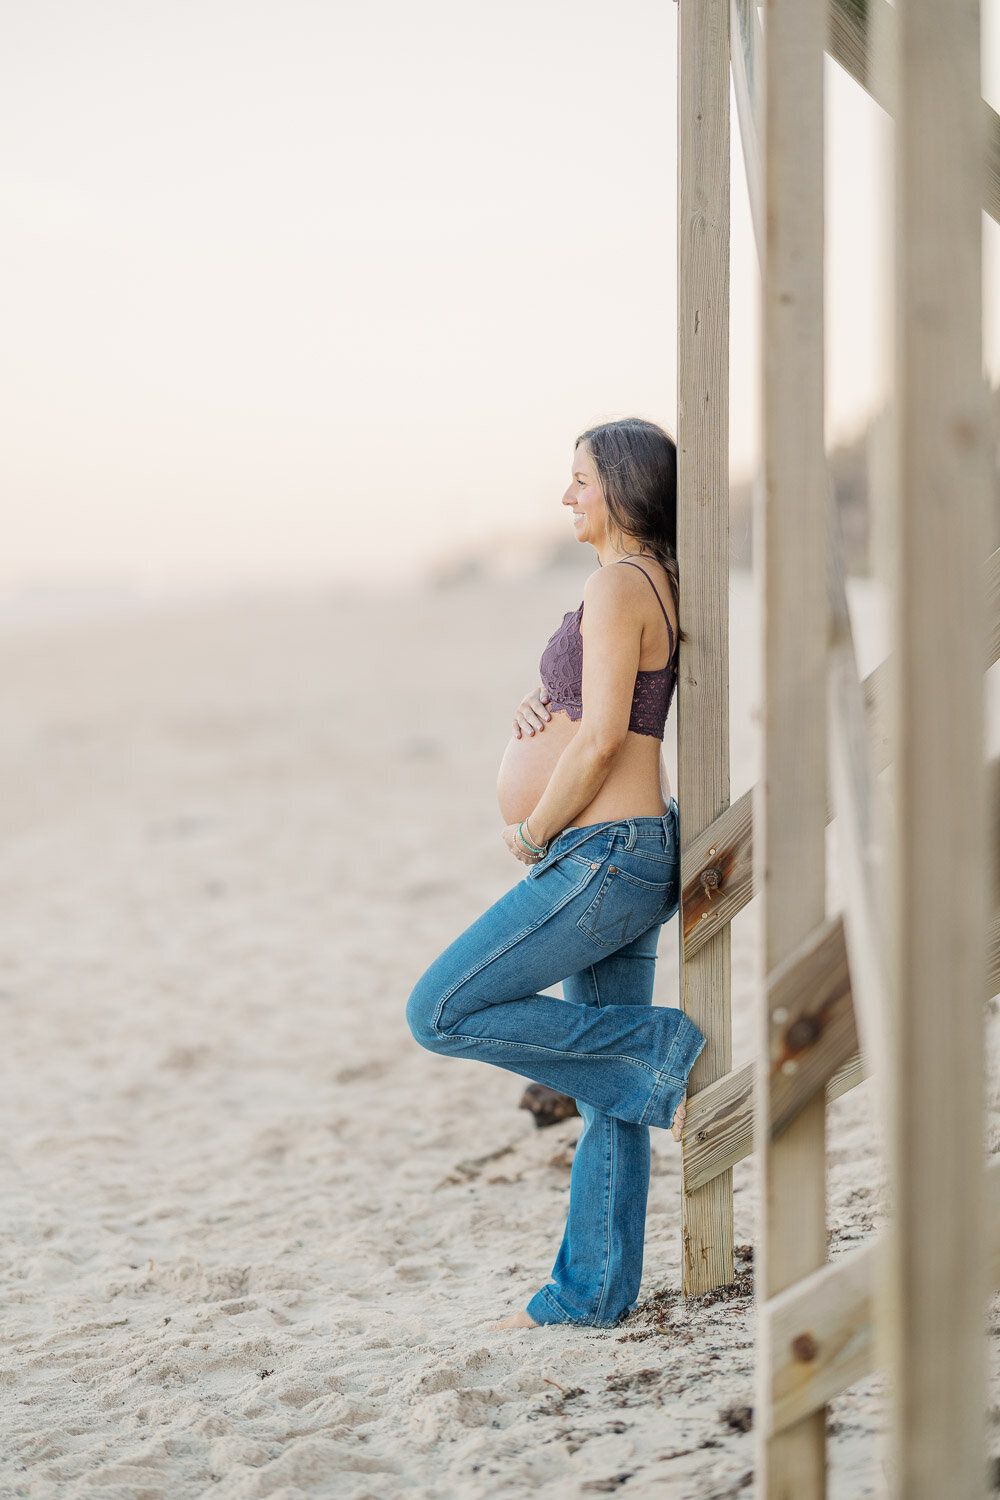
[{"left": 518, "top": 1084, "right": 580, "bottom": 1129}]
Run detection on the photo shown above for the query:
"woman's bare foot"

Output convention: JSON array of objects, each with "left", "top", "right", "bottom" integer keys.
[
  {"left": 670, "top": 1097, "right": 686, "bottom": 1143},
  {"left": 489, "top": 1309, "right": 538, "bottom": 1330}
]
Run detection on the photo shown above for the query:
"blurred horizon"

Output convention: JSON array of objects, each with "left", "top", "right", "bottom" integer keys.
[{"left": 4, "top": 0, "right": 1000, "bottom": 600}]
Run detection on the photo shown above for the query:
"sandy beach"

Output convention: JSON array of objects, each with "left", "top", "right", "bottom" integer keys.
[{"left": 1, "top": 565, "right": 997, "bottom": 1500}]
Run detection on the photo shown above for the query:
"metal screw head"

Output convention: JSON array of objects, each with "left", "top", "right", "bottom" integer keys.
[
  {"left": 780, "top": 1059, "right": 799, "bottom": 1075},
  {"left": 772, "top": 1006, "right": 790, "bottom": 1025}
]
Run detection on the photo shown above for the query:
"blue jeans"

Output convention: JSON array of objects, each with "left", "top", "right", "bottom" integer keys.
[{"left": 406, "top": 799, "right": 705, "bottom": 1327}]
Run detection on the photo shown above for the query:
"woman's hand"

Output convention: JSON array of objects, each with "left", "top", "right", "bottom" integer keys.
[
  {"left": 513, "top": 686, "right": 552, "bottom": 739},
  {"left": 501, "top": 823, "right": 544, "bottom": 866}
]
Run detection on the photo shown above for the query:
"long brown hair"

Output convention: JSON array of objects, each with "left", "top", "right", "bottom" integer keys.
[{"left": 576, "top": 417, "right": 686, "bottom": 643}]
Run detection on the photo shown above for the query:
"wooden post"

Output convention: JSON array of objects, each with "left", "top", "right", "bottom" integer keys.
[
  {"left": 754, "top": 0, "right": 828, "bottom": 1494},
  {"left": 884, "top": 2, "right": 991, "bottom": 1495},
  {"left": 677, "top": 0, "right": 733, "bottom": 1297}
]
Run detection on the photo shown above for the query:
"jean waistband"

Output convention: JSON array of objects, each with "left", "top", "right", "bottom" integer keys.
[{"left": 554, "top": 799, "right": 678, "bottom": 854}]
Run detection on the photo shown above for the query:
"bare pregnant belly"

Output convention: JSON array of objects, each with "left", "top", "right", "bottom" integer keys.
[
  {"left": 496, "top": 709, "right": 671, "bottom": 828},
  {"left": 496, "top": 711, "right": 581, "bottom": 826}
]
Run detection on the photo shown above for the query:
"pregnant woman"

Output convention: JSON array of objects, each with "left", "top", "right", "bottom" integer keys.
[{"left": 406, "top": 417, "right": 705, "bottom": 1330}]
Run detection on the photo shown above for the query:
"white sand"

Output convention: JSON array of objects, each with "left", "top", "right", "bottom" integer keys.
[{"left": 1, "top": 568, "right": 996, "bottom": 1500}]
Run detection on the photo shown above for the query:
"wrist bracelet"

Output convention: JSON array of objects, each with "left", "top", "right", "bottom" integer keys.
[{"left": 516, "top": 819, "right": 548, "bottom": 855}]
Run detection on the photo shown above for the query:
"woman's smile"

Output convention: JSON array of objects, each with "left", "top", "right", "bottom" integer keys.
[{"left": 562, "top": 442, "right": 609, "bottom": 547}]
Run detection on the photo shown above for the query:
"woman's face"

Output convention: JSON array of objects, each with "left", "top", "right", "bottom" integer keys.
[{"left": 562, "top": 443, "right": 608, "bottom": 548}]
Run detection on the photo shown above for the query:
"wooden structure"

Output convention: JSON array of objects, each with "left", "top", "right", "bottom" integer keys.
[{"left": 675, "top": 0, "right": 999, "bottom": 1493}]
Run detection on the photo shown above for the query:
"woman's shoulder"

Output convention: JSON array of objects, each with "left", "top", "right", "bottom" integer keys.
[
  {"left": 583, "top": 557, "right": 670, "bottom": 603},
  {"left": 581, "top": 558, "right": 677, "bottom": 638},
  {"left": 582, "top": 563, "right": 634, "bottom": 601}
]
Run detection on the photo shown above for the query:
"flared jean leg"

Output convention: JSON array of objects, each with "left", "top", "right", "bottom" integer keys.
[
  {"left": 527, "top": 925, "right": 660, "bottom": 1327},
  {"left": 406, "top": 846, "right": 704, "bottom": 1130}
]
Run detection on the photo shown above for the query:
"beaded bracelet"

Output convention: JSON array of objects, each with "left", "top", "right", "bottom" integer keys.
[{"left": 516, "top": 819, "right": 548, "bottom": 855}]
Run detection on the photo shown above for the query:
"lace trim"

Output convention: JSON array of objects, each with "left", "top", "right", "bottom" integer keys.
[{"left": 538, "top": 602, "right": 677, "bottom": 738}]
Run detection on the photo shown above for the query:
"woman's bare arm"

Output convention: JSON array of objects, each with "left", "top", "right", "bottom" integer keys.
[{"left": 521, "top": 568, "right": 641, "bottom": 846}]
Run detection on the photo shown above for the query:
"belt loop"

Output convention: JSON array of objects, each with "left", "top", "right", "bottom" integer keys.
[{"left": 624, "top": 819, "right": 636, "bottom": 851}]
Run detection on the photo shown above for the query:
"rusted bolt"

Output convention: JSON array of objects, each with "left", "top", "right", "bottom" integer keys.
[
  {"left": 700, "top": 867, "right": 722, "bottom": 893},
  {"left": 791, "top": 1333, "right": 819, "bottom": 1363},
  {"left": 786, "top": 1017, "right": 821, "bottom": 1051}
]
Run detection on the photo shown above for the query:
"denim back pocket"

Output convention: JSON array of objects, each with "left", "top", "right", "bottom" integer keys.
[{"left": 576, "top": 861, "right": 676, "bottom": 946}]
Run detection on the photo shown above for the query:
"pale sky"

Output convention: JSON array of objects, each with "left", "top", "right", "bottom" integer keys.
[{"left": 2, "top": 1, "right": 998, "bottom": 593}]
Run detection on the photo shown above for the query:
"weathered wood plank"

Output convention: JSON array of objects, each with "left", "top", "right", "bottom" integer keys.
[
  {"left": 827, "top": 490, "right": 889, "bottom": 1089},
  {"left": 990, "top": 540, "right": 1000, "bottom": 670},
  {"left": 827, "top": 0, "right": 895, "bottom": 115},
  {"left": 765, "top": 916, "right": 858, "bottom": 1140},
  {"left": 677, "top": 0, "right": 734, "bottom": 1299},
  {"left": 683, "top": 917, "right": 859, "bottom": 1196},
  {"left": 684, "top": 897, "right": 1000, "bottom": 1193},
  {"left": 765, "top": 1238, "right": 877, "bottom": 1437},
  {"left": 827, "top": 0, "right": 1000, "bottom": 225},
  {"left": 681, "top": 789, "right": 751, "bottom": 960},
  {"left": 684, "top": 1057, "right": 755, "bottom": 1195},
  {"left": 763, "top": 1157, "right": 1000, "bottom": 1434},
  {"left": 682, "top": 550, "right": 999, "bottom": 963},
  {"left": 887, "top": 1, "right": 991, "bottom": 1492},
  {"left": 730, "top": 0, "right": 763, "bottom": 255},
  {"left": 755, "top": 0, "right": 829, "bottom": 1489}
]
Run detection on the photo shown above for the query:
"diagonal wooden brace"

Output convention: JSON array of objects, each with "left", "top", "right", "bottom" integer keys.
[
  {"left": 760, "top": 1156, "right": 1000, "bottom": 1436},
  {"left": 681, "top": 549, "right": 999, "bottom": 965},
  {"left": 684, "top": 885, "right": 999, "bottom": 1194}
]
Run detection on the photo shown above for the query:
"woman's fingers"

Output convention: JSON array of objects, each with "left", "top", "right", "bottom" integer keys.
[{"left": 514, "top": 693, "right": 552, "bottom": 738}]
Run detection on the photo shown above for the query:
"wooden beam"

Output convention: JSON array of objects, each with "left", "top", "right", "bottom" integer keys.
[
  {"left": 764, "top": 916, "right": 858, "bottom": 1139},
  {"left": 676, "top": 0, "right": 734, "bottom": 1299},
  {"left": 827, "top": 0, "right": 895, "bottom": 114},
  {"left": 826, "top": 489, "right": 889, "bottom": 1088},
  {"left": 761, "top": 1157, "right": 1000, "bottom": 1434},
  {"left": 682, "top": 548, "right": 1000, "bottom": 963},
  {"left": 765, "top": 1238, "right": 877, "bottom": 1437},
  {"left": 755, "top": 0, "right": 828, "bottom": 1490},
  {"left": 681, "top": 788, "right": 751, "bottom": 960},
  {"left": 990, "top": 538, "right": 1000, "bottom": 670},
  {"left": 684, "top": 898, "right": 1000, "bottom": 1193},
  {"left": 887, "top": 1, "right": 991, "bottom": 1492},
  {"left": 730, "top": 2, "right": 1000, "bottom": 261},
  {"left": 826, "top": 0, "right": 1000, "bottom": 226},
  {"left": 729, "top": 0, "right": 763, "bottom": 257},
  {"left": 685, "top": 1049, "right": 864, "bottom": 1197}
]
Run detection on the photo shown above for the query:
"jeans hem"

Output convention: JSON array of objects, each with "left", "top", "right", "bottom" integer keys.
[
  {"left": 526, "top": 1286, "right": 630, "bottom": 1329},
  {"left": 640, "top": 1013, "right": 707, "bottom": 1129}
]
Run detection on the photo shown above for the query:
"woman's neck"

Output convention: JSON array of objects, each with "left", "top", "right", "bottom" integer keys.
[{"left": 594, "top": 538, "right": 655, "bottom": 567}]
